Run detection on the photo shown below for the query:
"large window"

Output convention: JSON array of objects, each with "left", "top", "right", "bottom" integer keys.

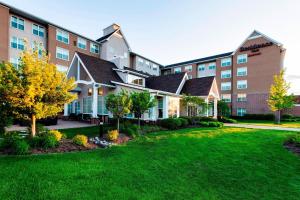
[
  {"left": 137, "top": 57, "right": 143, "bottom": 65},
  {"left": 56, "top": 65, "right": 68, "bottom": 73},
  {"left": 31, "top": 42, "right": 43, "bottom": 56},
  {"left": 10, "top": 57, "right": 20, "bottom": 69},
  {"left": 221, "top": 82, "right": 231, "bottom": 91},
  {"left": 184, "top": 65, "right": 192, "bottom": 72},
  {"left": 237, "top": 80, "right": 247, "bottom": 89},
  {"left": 145, "top": 61, "right": 150, "bottom": 68},
  {"left": 97, "top": 96, "right": 108, "bottom": 115},
  {"left": 221, "top": 94, "right": 231, "bottom": 103},
  {"left": 74, "top": 101, "right": 81, "bottom": 114},
  {"left": 32, "top": 24, "right": 45, "bottom": 37},
  {"left": 168, "top": 97, "right": 178, "bottom": 118},
  {"left": 56, "top": 29, "right": 69, "bottom": 44},
  {"left": 198, "top": 64, "right": 205, "bottom": 71},
  {"left": 153, "top": 64, "right": 158, "bottom": 71},
  {"left": 221, "top": 57, "right": 232, "bottom": 67},
  {"left": 237, "top": 67, "right": 247, "bottom": 76},
  {"left": 11, "top": 16, "right": 24, "bottom": 30},
  {"left": 208, "top": 62, "right": 216, "bottom": 70},
  {"left": 174, "top": 67, "right": 181, "bottom": 73},
  {"left": 157, "top": 97, "right": 163, "bottom": 118},
  {"left": 90, "top": 43, "right": 99, "bottom": 54},
  {"left": 56, "top": 47, "right": 69, "bottom": 61},
  {"left": 68, "top": 103, "right": 73, "bottom": 114},
  {"left": 10, "top": 37, "right": 24, "bottom": 50},
  {"left": 237, "top": 54, "right": 247, "bottom": 64},
  {"left": 83, "top": 97, "right": 92, "bottom": 113},
  {"left": 237, "top": 93, "right": 247, "bottom": 102},
  {"left": 221, "top": 70, "right": 231, "bottom": 79},
  {"left": 77, "top": 37, "right": 87, "bottom": 50},
  {"left": 128, "top": 74, "right": 144, "bottom": 86},
  {"left": 237, "top": 108, "right": 247, "bottom": 116}
]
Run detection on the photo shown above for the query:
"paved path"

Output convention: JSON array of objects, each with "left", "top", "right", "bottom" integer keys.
[
  {"left": 224, "top": 123, "right": 300, "bottom": 132},
  {"left": 6, "top": 120, "right": 96, "bottom": 132}
]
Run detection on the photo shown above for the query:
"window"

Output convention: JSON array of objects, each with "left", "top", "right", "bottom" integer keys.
[
  {"left": 56, "top": 47, "right": 69, "bottom": 61},
  {"left": 237, "top": 93, "right": 247, "bottom": 102},
  {"left": 237, "top": 54, "right": 247, "bottom": 64},
  {"left": 185, "top": 65, "right": 192, "bottom": 72},
  {"left": 237, "top": 67, "right": 247, "bottom": 76},
  {"left": 90, "top": 43, "right": 99, "bottom": 54},
  {"left": 56, "top": 65, "right": 68, "bottom": 73},
  {"left": 221, "top": 94, "right": 231, "bottom": 103},
  {"left": 157, "top": 97, "right": 163, "bottom": 118},
  {"left": 221, "top": 58, "right": 232, "bottom": 67},
  {"left": 174, "top": 67, "right": 181, "bottom": 73},
  {"left": 237, "top": 108, "right": 247, "bottom": 116},
  {"left": 153, "top": 64, "right": 158, "bottom": 71},
  {"left": 11, "top": 16, "right": 24, "bottom": 30},
  {"left": 188, "top": 75, "right": 193, "bottom": 79},
  {"left": 97, "top": 96, "right": 108, "bottom": 115},
  {"left": 88, "top": 88, "right": 93, "bottom": 96},
  {"left": 221, "top": 70, "right": 231, "bottom": 79},
  {"left": 32, "top": 24, "right": 44, "bottom": 37},
  {"left": 31, "top": 42, "right": 44, "bottom": 56},
  {"left": 77, "top": 37, "right": 87, "bottom": 50},
  {"left": 74, "top": 101, "right": 81, "bottom": 114},
  {"left": 137, "top": 57, "right": 143, "bottom": 65},
  {"left": 68, "top": 103, "right": 73, "bottom": 114},
  {"left": 128, "top": 74, "right": 144, "bottom": 86},
  {"left": 10, "top": 57, "right": 20, "bottom": 69},
  {"left": 198, "top": 64, "right": 205, "bottom": 71},
  {"left": 56, "top": 29, "right": 69, "bottom": 44},
  {"left": 237, "top": 80, "right": 247, "bottom": 89},
  {"left": 10, "top": 37, "right": 24, "bottom": 50},
  {"left": 221, "top": 82, "right": 231, "bottom": 91},
  {"left": 83, "top": 97, "right": 92, "bottom": 113},
  {"left": 208, "top": 62, "right": 216, "bottom": 70}
]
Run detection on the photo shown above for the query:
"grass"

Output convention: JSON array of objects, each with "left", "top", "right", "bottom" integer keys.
[
  {"left": 0, "top": 127, "right": 300, "bottom": 199},
  {"left": 237, "top": 119, "right": 300, "bottom": 128}
]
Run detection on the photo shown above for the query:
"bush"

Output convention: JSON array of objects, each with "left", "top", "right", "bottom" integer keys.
[
  {"left": 282, "top": 114, "right": 299, "bottom": 122},
  {"left": 179, "top": 118, "right": 189, "bottom": 127},
  {"left": 218, "top": 117, "right": 237, "bottom": 123},
  {"left": 49, "top": 130, "right": 62, "bottom": 141},
  {"left": 179, "top": 116, "right": 193, "bottom": 125},
  {"left": 199, "top": 121, "right": 223, "bottom": 127},
  {"left": 12, "top": 139, "right": 29, "bottom": 155},
  {"left": 29, "top": 131, "right": 59, "bottom": 149},
  {"left": 0, "top": 132, "right": 29, "bottom": 155},
  {"left": 73, "top": 135, "right": 88, "bottom": 147},
  {"left": 159, "top": 118, "right": 182, "bottom": 130},
  {"left": 107, "top": 130, "right": 119, "bottom": 141},
  {"left": 232, "top": 114, "right": 275, "bottom": 121}
]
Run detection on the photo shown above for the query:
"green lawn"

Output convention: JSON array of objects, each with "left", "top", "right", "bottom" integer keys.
[
  {"left": 237, "top": 119, "right": 300, "bottom": 128},
  {"left": 1, "top": 127, "right": 300, "bottom": 200}
]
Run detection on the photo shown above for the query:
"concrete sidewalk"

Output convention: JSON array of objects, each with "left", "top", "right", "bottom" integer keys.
[
  {"left": 6, "top": 120, "right": 96, "bottom": 132},
  {"left": 224, "top": 123, "right": 300, "bottom": 132}
]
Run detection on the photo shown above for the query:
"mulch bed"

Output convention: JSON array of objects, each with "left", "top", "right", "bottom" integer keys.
[{"left": 284, "top": 142, "right": 300, "bottom": 156}]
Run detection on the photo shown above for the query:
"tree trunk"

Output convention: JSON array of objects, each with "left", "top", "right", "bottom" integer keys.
[
  {"left": 117, "top": 118, "right": 120, "bottom": 133},
  {"left": 31, "top": 114, "right": 36, "bottom": 137},
  {"left": 278, "top": 110, "right": 281, "bottom": 124}
]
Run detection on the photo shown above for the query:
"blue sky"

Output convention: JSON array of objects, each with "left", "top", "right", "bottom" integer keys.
[{"left": 3, "top": 0, "right": 300, "bottom": 93}]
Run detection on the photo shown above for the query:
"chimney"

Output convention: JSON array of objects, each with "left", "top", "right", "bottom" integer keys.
[{"left": 103, "top": 23, "right": 120, "bottom": 36}]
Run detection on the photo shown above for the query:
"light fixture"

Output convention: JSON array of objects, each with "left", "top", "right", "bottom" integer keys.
[{"left": 98, "top": 87, "right": 103, "bottom": 96}]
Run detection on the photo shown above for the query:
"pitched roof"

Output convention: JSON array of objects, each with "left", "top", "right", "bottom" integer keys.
[
  {"left": 145, "top": 73, "right": 186, "bottom": 93},
  {"left": 164, "top": 52, "right": 233, "bottom": 68},
  {"left": 96, "top": 30, "right": 117, "bottom": 42},
  {"left": 180, "top": 76, "right": 215, "bottom": 96},
  {"left": 123, "top": 67, "right": 151, "bottom": 76},
  {"left": 76, "top": 52, "right": 123, "bottom": 85}
]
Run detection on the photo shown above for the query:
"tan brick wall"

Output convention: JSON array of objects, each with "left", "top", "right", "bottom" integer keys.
[{"left": 0, "top": 5, "right": 9, "bottom": 62}]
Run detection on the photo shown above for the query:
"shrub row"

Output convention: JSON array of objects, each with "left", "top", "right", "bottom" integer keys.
[
  {"left": 231, "top": 114, "right": 275, "bottom": 121},
  {"left": 0, "top": 132, "right": 29, "bottom": 155},
  {"left": 287, "top": 133, "right": 300, "bottom": 147},
  {"left": 199, "top": 121, "right": 224, "bottom": 127},
  {"left": 159, "top": 118, "right": 189, "bottom": 130},
  {"left": 218, "top": 117, "right": 237, "bottom": 123}
]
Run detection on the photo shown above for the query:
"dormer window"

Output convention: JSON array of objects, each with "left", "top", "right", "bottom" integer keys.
[{"left": 128, "top": 74, "right": 144, "bottom": 86}]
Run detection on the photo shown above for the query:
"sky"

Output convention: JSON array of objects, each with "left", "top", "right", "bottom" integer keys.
[{"left": 3, "top": 0, "right": 300, "bottom": 93}]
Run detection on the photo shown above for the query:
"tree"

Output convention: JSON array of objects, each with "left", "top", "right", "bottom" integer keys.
[
  {"left": 268, "top": 69, "right": 295, "bottom": 124},
  {"left": 130, "top": 91, "right": 157, "bottom": 127},
  {"left": 106, "top": 89, "right": 132, "bottom": 132},
  {"left": 217, "top": 100, "right": 231, "bottom": 117},
  {"left": 0, "top": 44, "right": 76, "bottom": 136},
  {"left": 182, "top": 94, "right": 207, "bottom": 116}
]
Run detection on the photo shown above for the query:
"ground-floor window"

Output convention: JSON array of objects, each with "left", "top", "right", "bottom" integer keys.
[
  {"left": 157, "top": 97, "right": 163, "bottom": 118},
  {"left": 168, "top": 97, "right": 178, "bottom": 118},
  {"left": 83, "top": 97, "right": 92, "bottom": 113},
  {"left": 237, "top": 108, "right": 247, "bottom": 116},
  {"left": 97, "top": 96, "right": 108, "bottom": 115},
  {"left": 188, "top": 105, "right": 198, "bottom": 117},
  {"left": 75, "top": 101, "right": 81, "bottom": 114},
  {"left": 68, "top": 103, "right": 73, "bottom": 115}
]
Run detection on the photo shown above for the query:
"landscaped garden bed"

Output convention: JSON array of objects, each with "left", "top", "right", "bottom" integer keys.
[{"left": 284, "top": 133, "right": 300, "bottom": 156}]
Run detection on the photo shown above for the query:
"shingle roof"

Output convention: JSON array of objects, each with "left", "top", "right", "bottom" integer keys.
[
  {"left": 76, "top": 52, "right": 123, "bottom": 85},
  {"left": 180, "top": 76, "right": 215, "bottom": 96},
  {"left": 96, "top": 31, "right": 117, "bottom": 42},
  {"left": 122, "top": 67, "right": 151, "bottom": 76},
  {"left": 165, "top": 52, "right": 233, "bottom": 68},
  {"left": 145, "top": 73, "right": 186, "bottom": 93}
]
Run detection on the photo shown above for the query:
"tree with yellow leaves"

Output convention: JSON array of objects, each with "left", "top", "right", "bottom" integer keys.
[
  {"left": 268, "top": 69, "right": 295, "bottom": 124},
  {"left": 0, "top": 43, "right": 76, "bottom": 136}
]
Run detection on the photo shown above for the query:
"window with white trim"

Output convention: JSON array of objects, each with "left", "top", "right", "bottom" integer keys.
[
  {"left": 237, "top": 93, "right": 247, "bottom": 102},
  {"left": 221, "top": 94, "right": 231, "bottom": 102},
  {"left": 221, "top": 57, "right": 232, "bottom": 67},
  {"left": 56, "top": 65, "right": 68, "bottom": 73},
  {"left": 31, "top": 42, "right": 44, "bottom": 56},
  {"left": 83, "top": 97, "right": 92, "bottom": 113},
  {"left": 174, "top": 67, "right": 181, "bottom": 73},
  {"left": 56, "top": 47, "right": 69, "bottom": 61},
  {"left": 77, "top": 37, "right": 87, "bottom": 50},
  {"left": 10, "top": 57, "right": 20, "bottom": 69},
  {"left": 137, "top": 57, "right": 143, "bottom": 65},
  {"left": 98, "top": 96, "right": 108, "bottom": 115},
  {"left": 145, "top": 61, "right": 150, "bottom": 68},
  {"left": 221, "top": 82, "right": 231, "bottom": 91},
  {"left": 237, "top": 80, "right": 247, "bottom": 89},
  {"left": 90, "top": 43, "right": 99, "bottom": 54},
  {"left": 198, "top": 64, "right": 205, "bottom": 71},
  {"left": 128, "top": 74, "right": 144, "bottom": 86},
  {"left": 237, "top": 67, "right": 247, "bottom": 76},
  {"left": 153, "top": 64, "right": 158, "bottom": 71},
  {"left": 32, "top": 24, "right": 45, "bottom": 37},
  {"left": 184, "top": 65, "right": 192, "bottom": 72},
  {"left": 208, "top": 62, "right": 216, "bottom": 70},
  {"left": 10, "top": 37, "right": 24, "bottom": 50},
  {"left": 56, "top": 29, "right": 69, "bottom": 44},
  {"left": 221, "top": 70, "right": 231, "bottom": 79},
  {"left": 187, "top": 75, "right": 193, "bottom": 79},
  {"left": 11, "top": 16, "right": 24, "bottom": 30},
  {"left": 237, "top": 108, "right": 247, "bottom": 116},
  {"left": 237, "top": 54, "right": 247, "bottom": 64}
]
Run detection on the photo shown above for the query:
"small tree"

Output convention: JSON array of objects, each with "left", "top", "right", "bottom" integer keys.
[
  {"left": 268, "top": 69, "right": 295, "bottom": 124},
  {"left": 217, "top": 100, "right": 231, "bottom": 117},
  {"left": 182, "top": 94, "right": 207, "bottom": 116},
  {"left": 106, "top": 90, "right": 132, "bottom": 132},
  {"left": 130, "top": 91, "right": 157, "bottom": 127},
  {"left": 0, "top": 45, "right": 76, "bottom": 136}
]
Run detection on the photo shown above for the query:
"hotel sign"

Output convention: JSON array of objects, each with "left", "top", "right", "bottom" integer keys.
[{"left": 240, "top": 42, "right": 273, "bottom": 52}]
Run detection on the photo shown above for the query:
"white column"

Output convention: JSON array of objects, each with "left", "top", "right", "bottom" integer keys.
[
  {"left": 163, "top": 96, "right": 169, "bottom": 119},
  {"left": 92, "top": 84, "right": 98, "bottom": 118},
  {"left": 176, "top": 98, "right": 180, "bottom": 117},
  {"left": 213, "top": 97, "right": 218, "bottom": 119},
  {"left": 205, "top": 98, "right": 209, "bottom": 117},
  {"left": 64, "top": 103, "right": 68, "bottom": 116},
  {"left": 150, "top": 94, "right": 156, "bottom": 121}
]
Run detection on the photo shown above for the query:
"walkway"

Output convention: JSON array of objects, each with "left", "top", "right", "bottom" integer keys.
[
  {"left": 224, "top": 123, "right": 300, "bottom": 132},
  {"left": 6, "top": 120, "right": 96, "bottom": 132}
]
